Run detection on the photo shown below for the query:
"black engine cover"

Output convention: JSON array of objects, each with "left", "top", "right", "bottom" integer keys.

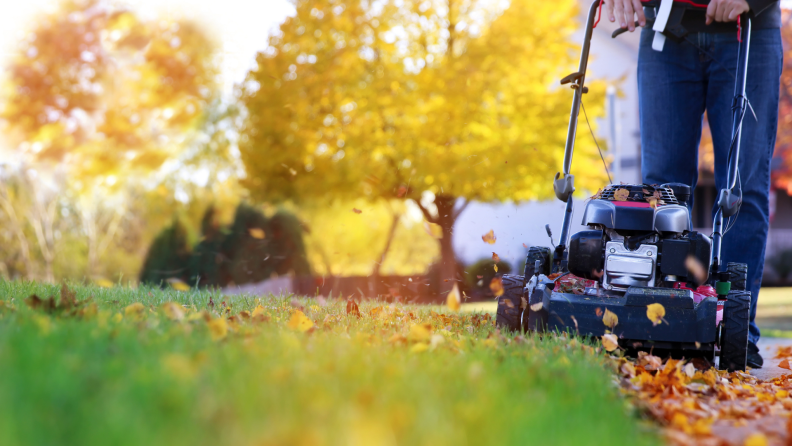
[
  {"left": 568, "top": 230, "right": 604, "bottom": 280},
  {"left": 660, "top": 231, "right": 712, "bottom": 284}
]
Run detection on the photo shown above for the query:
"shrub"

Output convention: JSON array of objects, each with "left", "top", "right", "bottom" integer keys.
[{"left": 139, "top": 217, "right": 192, "bottom": 287}]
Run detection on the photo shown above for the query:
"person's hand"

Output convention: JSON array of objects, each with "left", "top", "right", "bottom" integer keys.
[
  {"left": 603, "top": 0, "right": 647, "bottom": 32},
  {"left": 705, "top": 0, "right": 750, "bottom": 24}
]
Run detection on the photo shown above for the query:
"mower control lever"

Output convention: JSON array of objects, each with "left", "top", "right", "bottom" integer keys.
[
  {"left": 611, "top": 18, "right": 654, "bottom": 39},
  {"left": 560, "top": 72, "right": 583, "bottom": 85}
]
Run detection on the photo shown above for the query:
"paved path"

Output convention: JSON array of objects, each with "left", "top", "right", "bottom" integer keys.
[{"left": 750, "top": 337, "right": 792, "bottom": 381}]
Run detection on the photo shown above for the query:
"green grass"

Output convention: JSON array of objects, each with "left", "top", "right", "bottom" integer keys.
[{"left": 0, "top": 280, "right": 660, "bottom": 446}]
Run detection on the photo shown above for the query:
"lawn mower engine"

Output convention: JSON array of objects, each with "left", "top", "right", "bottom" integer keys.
[{"left": 567, "top": 183, "right": 711, "bottom": 289}]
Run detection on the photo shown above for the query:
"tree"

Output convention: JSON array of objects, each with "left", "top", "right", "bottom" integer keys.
[
  {"left": 0, "top": 0, "right": 219, "bottom": 180},
  {"left": 238, "top": 0, "right": 607, "bottom": 290}
]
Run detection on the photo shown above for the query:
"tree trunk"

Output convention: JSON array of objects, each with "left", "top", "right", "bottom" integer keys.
[
  {"left": 373, "top": 211, "right": 400, "bottom": 277},
  {"left": 414, "top": 194, "right": 470, "bottom": 297}
]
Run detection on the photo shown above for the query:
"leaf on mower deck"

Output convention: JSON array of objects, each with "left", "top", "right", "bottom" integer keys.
[
  {"left": 780, "top": 359, "right": 792, "bottom": 370},
  {"left": 248, "top": 227, "right": 266, "bottom": 239},
  {"left": 346, "top": 299, "right": 361, "bottom": 318},
  {"left": 591, "top": 188, "right": 603, "bottom": 199},
  {"left": 612, "top": 188, "right": 629, "bottom": 201},
  {"left": 646, "top": 303, "right": 666, "bottom": 326},
  {"left": 481, "top": 229, "right": 496, "bottom": 245},
  {"left": 287, "top": 310, "right": 314, "bottom": 332},
  {"left": 602, "top": 309, "right": 618, "bottom": 328},
  {"left": 446, "top": 283, "right": 461, "bottom": 312},
  {"left": 424, "top": 222, "right": 443, "bottom": 239},
  {"left": 601, "top": 334, "right": 619, "bottom": 352},
  {"left": 489, "top": 277, "right": 504, "bottom": 297},
  {"left": 492, "top": 252, "right": 500, "bottom": 263},
  {"left": 685, "top": 255, "right": 707, "bottom": 283}
]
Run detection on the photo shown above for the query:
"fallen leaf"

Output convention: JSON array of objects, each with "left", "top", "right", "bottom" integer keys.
[
  {"left": 683, "top": 362, "right": 695, "bottom": 378},
  {"left": 489, "top": 277, "right": 504, "bottom": 297},
  {"left": 352, "top": 208, "right": 362, "bottom": 214},
  {"left": 252, "top": 305, "right": 265, "bottom": 317},
  {"left": 408, "top": 323, "right": 432, "bottom": 342},
  {"left": 346, "top": 299, "right": 361, "bottom": 318},
  {"left": 602, "top": 309, "right": 618, "bottom": 328},
  {"left": 161, "top": 302, "right": 185, "bottom": 321},
  {"left": 780, "top": 359, "right": 791, "bottom": 370},
  {"left": 602, "top": 334, "right": 619, "bottom": 352},
  {"left": 168, "top": 279, "right": 190, "bottom": 291},
  {"left": 207, "top": 317, "right": 228, "bottom": 340},
  {"left": 646, "top": 303, "right": 666, "bottom": 326},
  {"left": 482, "top": 229, "right": 496, "bottom": 244},
  {"left": 446, "top": 283, "right": 461, "bottom": 312},
  {"left": 287, "top": 310, "right": 314, "bottom": 332},
  {"left": 424, "top": 222, "right": 443, "bottom": 239},
  {"left": 612, "top": 188, "right": 629, "bottom": 201},
  {"left": 94, "top": 278, "right": 114, "bottom": 288},
  {"left": 248, "top": 227, "right": 266, "bottom": 239},
  {"left": 410, "top": 342, "right": 429, "bottom": 353},
  {"left": 744, "top": 433, "right": 768, "bottom": 446},
  {"left": 685, "top": 255, "right": 707, "bottom": 284},
  {"left": 124, "top": 302, "right": 145, "bottom": 316}
]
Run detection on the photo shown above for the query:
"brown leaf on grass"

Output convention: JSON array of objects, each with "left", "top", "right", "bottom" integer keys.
[
  {"left": 489, "top": 277, "right": 504, "bottom": 297},
  {"left": 60, "top": 284, "right": 78, "bottom": 308},
  {"left": 481, "top": 229, "right": 496, "bottom": 244},
  {"left": 612, "top": 188, "right": 629, "bottom": 201},
  {"left": 602, "top": 309, "right": 618, "bottom": 328},
  {"left": 346, "top": 299, "right": 361, "bottom": 318},
  {"left": 685, "top": 255, "right": 708, "bottom": 284},
  {"left": 25, "top": 294, "right": 56, "bottom": 313}
]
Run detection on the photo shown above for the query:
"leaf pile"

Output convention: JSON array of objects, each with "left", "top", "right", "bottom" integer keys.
[{"left": 614, "top": 352, "right": 792, "bottom": 446}]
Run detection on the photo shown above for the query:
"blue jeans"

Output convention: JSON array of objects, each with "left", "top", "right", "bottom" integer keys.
[{"left": 638, "top": 27, "right": 783, "bottom": 345}]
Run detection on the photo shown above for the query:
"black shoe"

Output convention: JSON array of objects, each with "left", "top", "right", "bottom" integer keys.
[{"left": 747, "top": 342, "right": 763, "bottom": 369}]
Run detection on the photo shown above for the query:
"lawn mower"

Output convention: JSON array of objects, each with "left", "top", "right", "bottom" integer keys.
[{"left": 496, "top": 0, "right": 753, "bottom": 371}]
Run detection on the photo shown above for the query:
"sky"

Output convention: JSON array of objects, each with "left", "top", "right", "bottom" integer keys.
[{"left": 0, "top": 0, "right": 296, "bottom": 95}]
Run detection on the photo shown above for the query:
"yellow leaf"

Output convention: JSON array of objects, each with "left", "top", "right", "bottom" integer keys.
[
  {"left": 410, "top": 342, "right": 429, "bottom": 353},
  {"left": 94, "top": 278, "right": 114, "bottom": 288},
  {"left": 248, "top": 228, "right": 266, "bottom": 239},
  {"left": 408, "top": 323, "right": 432, "bottom": 342},
  {"left": 161, "top": 302, "right": 185, "bottom": 321},
  {"left": 744, "top": 433, "right": 768, "bottom": 446},
  {"left": 601, "top": 334, "right": 619, "bottom": 352},
  {"left": 494, "top": 264, "right": 498, "bottom": 273},
  {"left": 646, "top": 303, "right": 665, "bottom": 326},
  {"left": 287, "top": 310, "right": 314, "bottom": 332},
  {"left": 169, "top": 280, "right": 190, "bottom": 291},
  {"left": 424, "top": 221, "right": 443, "bottom": 239},
  {"left": 446, "top": 283, "right": 461, "bottom": 312},
  {"left": 602, "top": 308, "right": 618, "bottom": 328},
  {"left": 111, "top": 313, "right": 123, "bottom": 323},
  {"left": 124, "top": 302, "right": 145, "bottom": 316},
  {"left": 612, "top": 188, "right": 629, "bottom": 201},
  {"left": 252, "top": 305, "right": 265, "bottom": 317},
  {"left": 207, "top": 317, "right": 228, "bottom": 340},
  {"left": 482, "top": 229, "right": 496, "bottom": 245},
  {"left": 489, "top": 277, "right": 504, "bottom": 297}
]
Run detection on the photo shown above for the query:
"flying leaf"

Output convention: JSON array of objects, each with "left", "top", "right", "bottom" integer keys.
[
  {"left": 494, "top": 264, "right": 498, "bottom": 273},
  {"left": 248, "top": 228, "right": 266, "bottom": 239},
  {"left": 595, "top": 307, "right": 603, "bottom": 317},
  {"left": 352, "top": 208, "right": 362, "bottom": 214},
  {"left": 602, "top": 309, "right": 618, "bottom": 328},
  {"left": 287, "top": 310, "right": 314, "bottom": 332},
  {"left": 169, "top": 279, "right": 190, "bottom": 291},
  {"left": 94, "top": 278, "right": 114, "bottom": 288},
  {"left": 489, "top": 277, "right": 504, "bottom": 297},
  {"left": 530, "top": 302, "right": 543, "bottom": 312},
  {"left": 612, "top": 188, "right": 629, "bottom": 201},
  {"left": 601, "top": 334, "right": 619, "bottom": 352},
  {"left": 481, "top": 230, "right": 496, "bottom": 245},
  {"left": 424, "top": 222, "right": 443, "bottom": 239},
  {"left": 646, "top": 303, "right": 666, "bottom": 326},
  {"left": 446, "top": 283, "right": 461, "bottom": 312},
  {"left": 492, "top": 252, "right": 500, "bottom": 263},
  {"left": 685, "top": 255, "right": 707, "bottom": 284}
]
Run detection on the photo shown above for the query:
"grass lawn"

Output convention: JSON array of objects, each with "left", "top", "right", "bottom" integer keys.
[{"left": 0, "top": 280, "right": 661, "bottom": 446}]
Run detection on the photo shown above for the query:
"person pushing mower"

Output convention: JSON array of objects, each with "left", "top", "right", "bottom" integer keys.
[{"left": 602, "top": 0, "right": 782, "bottom": 367}]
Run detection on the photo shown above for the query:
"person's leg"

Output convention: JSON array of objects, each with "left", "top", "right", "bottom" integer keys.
[
  {"left": 639, "top": 29, "right": 707, "bottom": 189},
  {"left": 705, "top": 28, "right": 783, "bottom": 351}
]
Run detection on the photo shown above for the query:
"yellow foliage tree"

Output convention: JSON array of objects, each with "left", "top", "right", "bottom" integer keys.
[
  {"left": 238, "top": 0, "right": 607, "bottom": 287},
  {"left": 1, "top": 0, "right": 219, "bottom": 180}
]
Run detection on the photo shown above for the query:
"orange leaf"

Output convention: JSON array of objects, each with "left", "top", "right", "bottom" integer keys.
[
  {"left": 780, "top": 359, "right": 791, "bottom": 370},
  {"left": 612, "top": 188, "right": 629, "bottom": 201},
  {"left": 481, "top": 229, "right": 496, "bottom": 245},
  {"left": 492, "top": 252, "right": 500, "bottom": 263},
  {"left": 489, "top": 277, "right": 504, "bottom": 297}
]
